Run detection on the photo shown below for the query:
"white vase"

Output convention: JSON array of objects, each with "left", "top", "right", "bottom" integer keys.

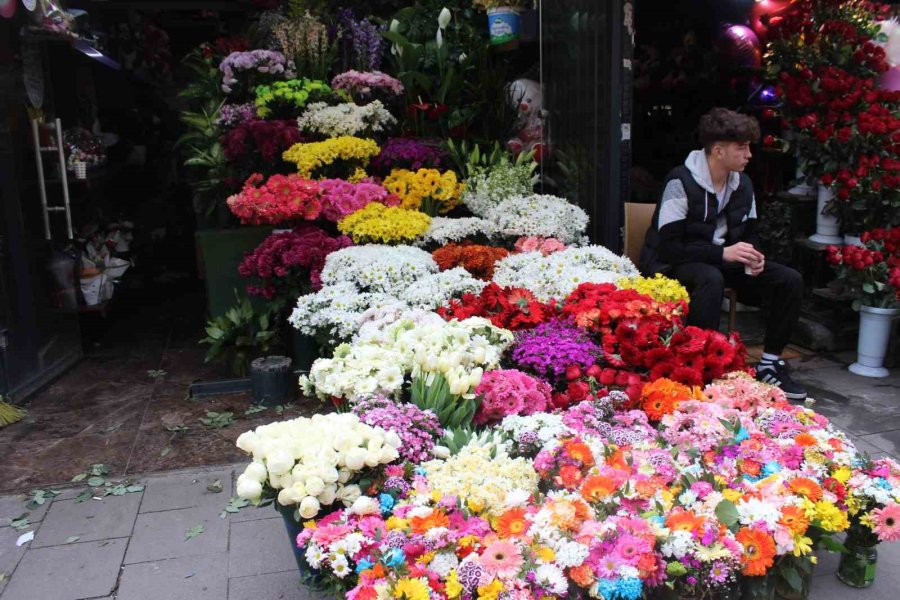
[
  {"left": 849, "top": 305, "right": 900, "bottom": 378},
  {"left": 808, "top": 182, "right": 843, "bottom": 245},
  {"left": 788, "top": 161, "right": 816, "bottom": 197},
  {"left": 843, "top": 234, "right": 863, "bottom": 247}
]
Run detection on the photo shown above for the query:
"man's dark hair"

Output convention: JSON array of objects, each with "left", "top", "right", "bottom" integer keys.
[{"left": 698, "top": 108, "right": 760, "bottom": 154}]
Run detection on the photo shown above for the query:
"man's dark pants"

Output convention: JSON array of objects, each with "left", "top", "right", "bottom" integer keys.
[{"left": 669, "top": 261, "right": 802, "bottom": 356}]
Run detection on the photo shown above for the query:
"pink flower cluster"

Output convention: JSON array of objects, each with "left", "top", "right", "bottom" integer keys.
[
  {"left": 331, "top": 70, "right": 404, "bottom": 99},
  {"left": 514, "top": 236, "right": 568, "bottom": 256},
  {"left": 226, "top": 173, "right": 321, "bottom": 225},
  {"left": 473, "top": 369, "right": 552, "bottom": 425},
  {"left": 239, "top": 225, "right": 352, "bottom": 297},
  {"left": 319, "top": 179, "right": 400, "bottom": 222}
]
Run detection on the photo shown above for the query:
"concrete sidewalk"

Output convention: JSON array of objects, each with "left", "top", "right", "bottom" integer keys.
[{"left": 0, "top": 356, "right": 898, "bottom": 600}]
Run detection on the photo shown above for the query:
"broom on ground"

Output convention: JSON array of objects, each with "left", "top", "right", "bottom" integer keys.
[{"left": 0, "top": 396, "right": 25, "bottom": 426}]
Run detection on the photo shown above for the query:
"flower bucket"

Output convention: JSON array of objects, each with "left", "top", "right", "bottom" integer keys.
[
  {"left": 275, "top": 503, "right": 326, "bottom": 591},
  {"left": 849, "top": 305, "right": 900, "bottom": 378},
  {"left": 808, "top": 182, "right": 842, "bottom": 245},
  {"left": 487, "top": 7, "right": 521, "bottom": 47},
  {"left": 80, "top": 273, "right": 106, "bottom": 305}
]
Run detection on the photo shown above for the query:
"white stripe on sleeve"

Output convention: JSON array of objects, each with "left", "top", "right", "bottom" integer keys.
[{"left": 658, "top": 179, "right": 688, "bottom": 229}]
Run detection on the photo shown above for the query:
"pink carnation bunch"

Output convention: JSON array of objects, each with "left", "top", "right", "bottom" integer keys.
[
  {"left": 474, "top": 369, "right": 552, "bottom": 425},
  {"left": 514, "top": 236, "right": 567, "bottom": 256},
  {"left": 226, "top": 173, "right": 322, "bottom": 225},
  {"left": 319, "top": 179, "right": 400, "bottom": 222}
]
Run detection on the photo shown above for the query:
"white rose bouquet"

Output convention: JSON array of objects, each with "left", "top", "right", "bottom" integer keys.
[{"left": 235, "top": 413, "right": 402, "bottom": 519}]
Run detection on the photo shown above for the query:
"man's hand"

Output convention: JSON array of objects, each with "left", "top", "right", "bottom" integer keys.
[
  {"left": 748, "top": 255, "right": 765, "bottom": 277},
  {"left": 723, "top": 242, "right": 763, "bottom": 265}
]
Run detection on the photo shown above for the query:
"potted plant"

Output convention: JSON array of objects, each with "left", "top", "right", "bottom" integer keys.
[{"left": 826, "top": 227, "right": 900, "bottom": 377}]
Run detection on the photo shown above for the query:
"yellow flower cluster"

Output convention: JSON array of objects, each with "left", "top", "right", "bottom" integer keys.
[
  {"left": 617, "top": 273, "right": 690, "bottom": 305},
  {"left": 337, "top": 202, "right": 431, "bottom": 244},
  {"left": 382, "top": 168, "right": 464, "bottom": 214},
  {"left": 422, "top": 444, "right": 539, "bottom": 517},
  {"left": 282, "top": 136, "right": 380, "bottom": 179}
]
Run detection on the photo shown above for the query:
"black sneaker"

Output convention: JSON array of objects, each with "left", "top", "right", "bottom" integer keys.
[{"left": 756, "top": 360, "right": 808, "bottom": 401}]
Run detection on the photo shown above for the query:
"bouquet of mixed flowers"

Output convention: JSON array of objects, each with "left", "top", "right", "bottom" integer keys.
[
  {"left": 297, "top": 101, "right": 397, "bottom": 139},
  {"left": 226, "top": 173, "right": 321, "bottom": 225},
  {"left": 283, "top": 136, "right": 381, "bottom": 181}
]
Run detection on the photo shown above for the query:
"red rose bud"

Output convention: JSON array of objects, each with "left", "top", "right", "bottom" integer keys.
[
  {"left": 600, "top": 368, "right": 618, "bottom": 386},
  {"left": 585, "top": 364, "right": 604, "bottom": 380},
  {"left": 821, "top": 173, "right": 834, "bottom": 186},
  {"left": 552, "top": 392, "right": 572, "bottom": 410},
  {"left": 761, "top": 108, "right": 777, "bottom": 120},
  {"left": 763, "top": 134, "right": 776, "bottom": 147},
  {"left": 565, "top": 364, "right": 583, "bottom": 381},
  {"left": 566, "top": 381, "right": 591, "bottom": 401}
]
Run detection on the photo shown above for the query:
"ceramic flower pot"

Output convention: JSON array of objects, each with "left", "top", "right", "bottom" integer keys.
[
  {"left": 808, "top": 182, "right": 842, "bottom": 245},
  {"left": 849, "top": 305, "right": 900, "bottom": 378}
]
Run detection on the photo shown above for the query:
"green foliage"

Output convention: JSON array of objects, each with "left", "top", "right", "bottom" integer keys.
[
  {"left": 200, "top": 411, "right": 237, "bottom": 429},
  {"left": 409, "top": 373, "right": 478, "bottom": 430},
  {"left": 441, "top": 427, "right": 506, "bottom": 456},
  {"left": 200, "top": 293, "right": 280, "bottom": 376}
]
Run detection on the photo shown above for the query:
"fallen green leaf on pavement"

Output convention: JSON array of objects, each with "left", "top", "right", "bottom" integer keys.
[
  {"left": 185, "top": 524, "right": 205, "bottom": 540},
  {"left": 65, "top": 536, "right": 80, "bottom": 544}
]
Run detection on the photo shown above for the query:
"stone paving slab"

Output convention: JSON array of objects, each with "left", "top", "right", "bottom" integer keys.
[
  {"left": 0, "top": 538, "right": 126, "bottom": 600},
  {"left": 0, "top": 494, "right": 48, "bottom": 527},
  {"left": 125, "top": 506, "right": 228, "bottom": 564},
  {"left": 117, "top": 552, "right": 229, "bottom": 600},
  {"left": 228, "top": 570, "right": 324, "bottom": 600},
  {"left": 32, "top": 492, "right": 141, "bottom": 548},
  {"left": 229, "top": 516, "right": 299, "bottom": 578},
  {"left": 139, "top": 467, "right": 233, "bottom": 514},
  {"left": 0, "top": 528, "right": 28, "bottom": 596},
  {"left": 857, "top": 429, "right": 900, "bottom": 460}
]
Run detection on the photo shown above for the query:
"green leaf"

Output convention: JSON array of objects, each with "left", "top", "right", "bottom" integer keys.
[
  {"left": 74, "top": 489, "right": 93, "bottom": 503},
  {"left": 863, "top": 282, "right": 875, "bottom": 294},
  {"left": 71, "top": 473, "right": 87, "bottom": 483},
  {"left": 65, "top": 536, "right": 80, "bottom": 544},
  {"left": 207, "top": 480, "right": 223, "bottom": 494},
  {"left": 780, "top": 565, "right": 803, "bottom": 591},
  {"left": 244, "top": 406, "right": 266, "bottom": 416},
  {"left": 87, "top": 477, "right": 107, "bottom": 487},
  {"left": 10, "top": 516, "right": 29, "bottom": 530},
  {"left": 185, "top": 524, "right": 205, "bottom": 540},
  {"left": 715, "top": 499, "right": 740, "bottom": 528},
  {"left": 126, "top": 485, "right": 145, "bottom": 493},
  {"left": 819, "top": 536, "right": 847, "bottom": 553}
]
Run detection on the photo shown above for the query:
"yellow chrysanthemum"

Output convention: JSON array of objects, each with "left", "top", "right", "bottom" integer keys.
[
  {"left": 282, "top": 136, "right": 380, "bottom": 179},
  {"left": 815, "top": 501, "right": 850, "bottom": 532},
  {"left": 477, "top": 579, "right": 504, "bottom": 600},
  {"left": 535, "top": 546, "right": 556, "bottom": 562},
  {"left": 832, "top": 466, "right": 852, "bottom": 484},
  {"left": 792, "top": 535, "right": 814, "bottom": 556},
  {"left": 337, "top": 203, "right": 431, "bottom": 244},
  {"left": 382, "top": 168, "right": 463, "bottom": 214},
  {"left": 722, "top": 489, "right": 743, "bottom": 503},
  {"left": 386, "top": 516, "right": 408, "bottom": 530},
  {"left": 617, "top": 273, "right": 690, "bottom": 305},
  {"left": 393, "top": 577, "right": 431, "bottom": 600},
  {"left": 445, "top": 570, "right": 463, "bottom": 599}
]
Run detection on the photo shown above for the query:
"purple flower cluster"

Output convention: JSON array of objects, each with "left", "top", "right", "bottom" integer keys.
[
  {"left": 339, "top": 10, "right": 385, "bottom": 71},
  {"left": 370, "top": 137, "right": 447, "bottom": 175},
  {"left": 352, "top": 396, "right": 443, "bottom": 463},
  {"left": 219, "top": 49, "right": 294, "bottom": 93},
  {"left": 217, "top": 103, "right": 256, "bottom": 128},
  {"left": 331, "top": 70, "right": 404, "bottom": 100},
  {"left": 238, "top": 224, "right": 352, "bottom": 298},
  {"left": 510, "top": 319, "right": 600, "bottom": 381}
]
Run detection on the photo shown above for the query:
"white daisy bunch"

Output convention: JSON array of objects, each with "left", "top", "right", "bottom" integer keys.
[
  {"left": 288, "top": 281, "right": 398, "bottom": 342},
  {"left": 234, "top": 412, "right": 402, "bottom": 518},
  {"left": 320, "top": 245, "right": 437, "bottom": 295},
  {"left": 297, "top": 100, "right": 396, "bottom": 138},
  {"left": 486, "top": 194, "right": 588, "bottom": 244},
  {"left": 300, "top": 340, "right": 407, "bottom": 402},
  {"left": 462, "top": 161, "right": 537, "bottom": 217},
  {"left": 399, "top": 268, "right": 487, "bottom": 310},
  {"left": 414, "top": 216, "right": 498, "bottom": 247},
  {"left": 492, "top": 245, "right": 639, "bottom": 301}
]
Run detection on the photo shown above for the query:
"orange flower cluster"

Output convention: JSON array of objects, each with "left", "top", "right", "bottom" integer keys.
[
  {"left": 640, "top": 378, "right": 702, "bottom": 421},
  {"left": 432, "top": 243, "right": 509, "bottom": 281},
  {"left": 736, "top": 527, "right": 776, "bottom": 576}
]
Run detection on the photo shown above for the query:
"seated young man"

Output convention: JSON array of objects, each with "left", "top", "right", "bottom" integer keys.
[{"left": 639, "top": 107, "right": 807, "bottom": 400}]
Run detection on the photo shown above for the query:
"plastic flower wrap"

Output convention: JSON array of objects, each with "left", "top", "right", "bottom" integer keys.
[
  {"left": 370, "top": 137, "right": 447, "bottom": 175},
  {"left": 486, "top": 194, "right": 589, "bottom": 244},
  {"left": 617, "top": 273, "right": 690, "bottom": 306},
  {"left": 337, "top": 203, "right": 431, "bottom": 245},
  {"left": 331, "top": 70, "right": 404, "bottom": 101},
  {"left": 382, "top": 168, "right": 464, "bottom": 215},
  {"left": 225, "top": 173, "right": 321, "bottom": 225},
  {"left": 219, "top": 49, "right": 294, "bottom": 94},
  {"left": 297, "top": 101, "right": 396, "bottom": 139},
  {"left": 432, "top": 242, "right": 510, "bottom": 280},
  {"left": 493, "top": 246, "right": 639, "bottom": 302},
  {"left": 234, "top": 412, "right": 401, "bottom": 517},
  {"left": 253, "top": 78, "right": 338, "bottom": 119},
  {"left": 282, "top": 136, "right": 380, "bottom": 180},
  {"left": 463, "top": 161, "right": 537, "bottom": 217}
]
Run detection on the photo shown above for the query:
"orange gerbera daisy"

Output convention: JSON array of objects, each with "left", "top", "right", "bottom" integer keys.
[
  {"left": 558, "top": 464, "right": 585, "bottom": 489},
  {"left": 794, "top": 433, "right": 817, "bottom": 447},
  {"left": 640, "top": 378, "right": 692, "bottom": 421},
  {"left": 789, "top": 477, "right": 823, "bottom": 502},
  {"left": 736, "top": 527, "right": 776, "bottom": 576},
  {"left": 564, "top": 440, "right": 595, "bottom": 467},
  {"left": 495, "top": 507, "right": 530, "bottom": 538},
  {"left": 410, "top": 510, "right": 450, "bottom": 534},
  {"left": 569, "top": 564, "right": 596, "bottom": 588},
  {"left": 741, "top": 459, "right": 761, "bottom": 477},
  {"left": 581, "top": 475, "right": 617, "bottom": 503},
  {"left": 665, "top": 509, "right": 705, "bottom": 534},
  {"left": 779, "top": 506, "right": 810, "bottom": 536}
]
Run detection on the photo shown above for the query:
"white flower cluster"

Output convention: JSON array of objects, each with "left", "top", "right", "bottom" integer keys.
[
  {"left": 355, "top": 305, "right": 445, "bottom": 344},
  {"left": 486, "top": 194, "right": 589, "bottom": 244},
  {"left": 497, "top": 413, "right": 573, "bottom": 452},
  {"left": 415, "top": 216, "right": 498, "bottom": 247},
  {"left": 320, "top": 245, "right": 437, "bottom": 295},
  {"left": 288, "top": 281, "right": 398, "bottom": 342},
  {"left": 463, "top": 162, "right": 537, "bottom": 217},
  {"left": 399, "top": 268, "right": 487, "bottom": 310},
  {"left": 300, "top": 317, "right": 514, "bottom": 401},
  {"left": 297, "top": 100, "right": 396, "bottom": 138},
  {"left": 492, "top": 245, "right": 639, "bottom": 301},
  {"left": 235, "top": 413, "right": 401, "bottom": 518}
]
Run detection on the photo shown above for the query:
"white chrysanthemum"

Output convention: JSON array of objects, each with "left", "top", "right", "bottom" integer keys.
[
  {"left": 429, "top": 552, "right": 459, "bottom": 577},
  {"left": 534, "top": 563, "right": 568, "bottom": 595},
  {"left": 297, "top": 100, "right": 396, "bottom": 138},
  {"left": 485, "top": 194, "right": 588, "bottom": 243},
  {"left": 416, "top": 216, "right": 498, "bottom": 246},
  {"left": 736, "top": 497, "right": 781, "bottom": 530},
  {"left": 400, "top": 268, "right": 487, "bottom": 310},
  {"left": 660, "top": 529, "right": 694, "bottom": 559},
  {"left": 554, "top": 540, "right": 589, "bottom": 568},
  {"left": 305, "top": 544, "right": 325, "bottom": 569},
  {"left": 320, "top": 245, "right": 438, "bottom": 295},
  {"left": 463, "top": 162, "right": 537, "bottom": 217}
]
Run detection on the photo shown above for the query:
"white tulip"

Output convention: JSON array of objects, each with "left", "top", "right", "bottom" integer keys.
[
  {"left": 367, "top": 436, "right": 384, "bottom": 452},
  {"left": 243, "top": 461, "right": 268, "bottom": 483},
  {"left": 379, "top": 445, "right": 400, "bottom": 464},
  {"left": 390, "top": 19, "right": 400, "bottom": 33},
  {"left": 266, "top": 449, "right": 294, "bottom": 476},
  {"left": 277, "top": 473, "right": 294, "bottom": 490},
  {"left": 338, "top": 468, "right": 352, "bottom": 484},
  {"left": 299, "top": 496, "right": 321, "bottom": 519},
  {"left": 305, "top": 476, "right": 325, "bottom": 497},
  {"left": 278, "top": 487, "right": 303, "bottom": 506},
  {"left": 459, "top": 53, "right": 467, "bottom": 63},
  {"left": 438, "top": 7, "right": 452, "bottom": 30},
  {"left": 384, "top": 431, "right": 402, "bottom": 449},
  {"left": 291, "top": 481, "right": 307, "bottom": 498},
  {"left": 320, "top": 466, "right": 340, "bottom": 484},
  {"left": 345, "top": 447, "right": 367, "bottom": 471},
  {"left": 350, "top": 496, "right": 380, "bottom": 516},
  {"left": 436, "top": 28, "right": 443, "bottom": 49},
  {"left": 236, "top": 475, "right": 262, "bottom": 502}
]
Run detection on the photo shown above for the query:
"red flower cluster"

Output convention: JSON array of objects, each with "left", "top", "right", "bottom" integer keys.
[
  {"left": 826, "top": 228, "right": 900, "bottom": 307},
  {"left": 222, "top": 119, "right": 306, "bottom": 163},
  {"left": 437, "top": 283, "right": 556, "bottom": 330},
  {"left": 239, "top": 225, "right": 352, "bottom": 298},
  {"left": 431, "top": 243, "right": 510, "bottom": 280},
  {"left": 558, "top": 364, "right": 645, "bottom": 408},
  {"left": 226, "top": 173, "right": 322, "bottom": 225},
  {"left": 561, "top": 283, "right": 685, "bottom": 335}
]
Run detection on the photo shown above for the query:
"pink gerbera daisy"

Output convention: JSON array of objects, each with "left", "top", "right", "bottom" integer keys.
[
  {"left": 873, "top": 503, "right": 900, "bottom": 542},
  {"left": 614, "top": 534, "right": 652, "bottom": 564},
  {"left": 479, "top": 539, "right": 524, "bottom": 579},
  {"left": 594, "top": 552, "right": 625, "bottom": 579}
]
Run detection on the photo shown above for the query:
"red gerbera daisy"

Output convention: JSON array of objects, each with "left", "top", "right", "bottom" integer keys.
[
  {"left": 670, "top": 366, "right": 703, "bottom": 386},
  {"left": 650, "top": 360, "right": 677, "bottom": 381}
]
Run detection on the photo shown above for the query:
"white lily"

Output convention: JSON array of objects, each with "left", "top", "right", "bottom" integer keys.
[
  {"left": 438, "top": 7, "right": 452, "bottom": 30},
  {"left": 436, "top": 27, "right": 443, "bottom": 49}
]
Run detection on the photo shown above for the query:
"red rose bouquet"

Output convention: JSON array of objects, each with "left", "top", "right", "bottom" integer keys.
[{"left": 826, "top": 227, "right": 900, "bottom": 309}]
